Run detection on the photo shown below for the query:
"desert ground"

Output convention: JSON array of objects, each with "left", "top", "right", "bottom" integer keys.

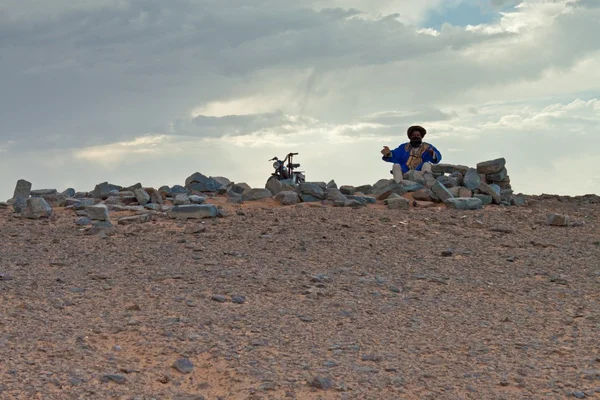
[{"left": 1, "top": 195, "right": 599, "bottom": 400}]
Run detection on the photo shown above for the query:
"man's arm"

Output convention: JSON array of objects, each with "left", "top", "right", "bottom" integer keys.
[{"left": 422, "top": 144, "right": 442, "bottom": 164}]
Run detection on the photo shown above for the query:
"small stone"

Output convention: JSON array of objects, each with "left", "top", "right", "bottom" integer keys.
[
  {"left": 474, "top": 194, "right": 493, "bottom": 205},
  {"left": 188, "top": 195, "right": 206, "bottom": 204},
  {"left": 441, "top": 250, "right": 453, "bottom": 257},
  {"left": 211, "top": 295, "right": 227, "bottom": 303},
  {"left": 172, "top": 358, "right": 194, "bottom": 374},
  {"left": 573, "top": 391, "right": 586, "bottom": 399},
  {"left": 84, "top": 204, "right": 109, "bottom": 221},
  {"left": 547, "top": 214, "right": 569, "bottom": 226},
  {"left": 184, "top": 224, "right": 207, "bottom": 234},
  {"left": 167, "top": 204, "right": 218, "bottom": 219},
  {"left": 309, "top": 376, "right": 333, "bottom": 390},
  {"left": 118, "top": 214, "right": 152, "bottom": 225},
  {"left": 0, "top": 274, "right": 14, "bottom": 281},
  {"left": 386, "top": 197, "right": 410, "bottom": 210},
  {"left": 76, "top": 216, "right": 92, "bottom": 226},
  {"left": 232, "top": 295, "right": 246, "bottom": 304},
  {"left": 444, "top": 197, "right": 483, "bottom": 210},
  {"left": 101, "top": 374, "right": 126, "bottom": 384},
  {"left": 362, "top": 354, "right": 382, "bottom": 362}
]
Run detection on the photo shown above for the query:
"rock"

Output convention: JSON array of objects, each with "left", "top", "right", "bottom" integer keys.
[
  {"left": 174, "top": 194, "right": 191, "bottom": 205},
  {"left": 85, "top": 204, "right": 109, "bottom": 221},
  {"left": 376, "top": 183, "right": 407, "bottom": 201},
  {"left": 167, "top": 204, "right": 219, "bottom": 219},
  {"left": 101, "top": 374, "right": 126, "bottom": 384},
  {"left": 444, "top": 197, "right": 483, "bottom": 210},
  {"left": 22, "top": 198, "right": 53, "bottom": 219},
  {"left": 230, "top": 183, "right": 251, "bottom": 194},
  {"left": 372, "top": 179, "right": 395, "bottom": 194},
  {"left": 344, "top": 199, "right": 364, "bottom": 208},
  {"left": 326, "top": 189, "right": 348, "bottom": 203},
  {"left": 0, "top": 202, "right": 8, "bottom": 208},
  {"left": 275, "top": 191, "right": 300, "bottom": 205},
  {"left": 31, "top": 189, "right": 57, "bottom": 196},
  {"left": 413, "top": 189, "right": 433, "bottom": 202},
  {"left": 399, "top": 180, "right": 424, "bottom": 192},
  {"left": 73, "top": 198, "right": 96, "bottom": 210},
  {"left": 134, "top": 189, "right": 150, "bottom": 205},
  {"left": 158, "top": 185, "right": 171, "bottom": 197},
  {"left": 309, "top": 376, "right": 333, "bottom": 390},
  {"left": 298, "top": 183, "right": 325, "bottom": 199},
  {"left": 463, "top": 168, "right": 481, "bottom": 190},
  {"left": 477, "top": 182, "right": 501, "bottom": 204},
  {"left": 12, "top": 197, "right": 27, "bottom": 213},
  {"left": 449, "top": 171, "right": 464, "bottom": 186},
  {"left": 511, "top": 194, "right": 527, "bottom": 206},
  {"left": 432, "top": 164, "right": 469, "bottom": 175},
  {"left": 407, "top": 170, "right": 425, "bottom": 184},
  {"left": 355, "top": 184, "right": 373, "bottom": 194},
  {"left": 266, "top": 178, "right": 284, "bottom": 196},
  {"left": 13, "top": 179, "right": 32, "bottom": 199},
  {"left": 573, "top": 392, "right": 586, "bottom": 399},
  {"left": 40, "top": 193, "right": 67, "bottom": 207},
  {"left": 172, "top": 358, "right": 194, "bottom": 374},
  {"left": 300, "top": 194, "right": 321, "bottom": 202},
  {"left": 118, "top": 214, "right": 152, "bottom": 225},
  {"left": 431, "top": 181, "right": 454, "bottom": 202},
  {"left": 436, "top": 175, "right": 459, "bottom": 188},
  {"left": 386, "top": 197, "right": 410, "bottom": 210},
  {"left": 547, "top": 214, "right": 569, "bottom": 226},
  {"left": 487, "top": 167, "right": 508, "bottom": 182},
  {"left": 185, "top": 172, "right": 221, "bottom": 192},
  {"left": 477, "top": 158, "right": 506, "bottom": 174},
  {"left": 474, "top": 194, "right": 493, "bottom": 205},
  {"left": 227, "top": 194, "right": 243, "bottom": 204},
  {"left": 210, "top": 176, "right": 231, "bottom": 188},
  {"left": 92, "top": 182, "right": 111, "bottom": 199},
  {"left": 189, "top": 195, "right": 205, "bottom": 204},
  {"left": 184, "top": 224, "right": 207, "bottom": 234},
  {"left": 242, "top": 188, "right": 273, "bottom": 201},
  {"left": 458, "top": 187, "right": 472, "bottom": 198},
  {"left": 211, "top": 295, "right": 227, "bottom": 303},
  {"left": 340, "top": 185, "right": 355, "bottom": 195},
  {"left": 122, "top": 183, "right": 142, "bottom": 192},
  {"left": 171, "top": 185, "right": 190, "bottom": 195},
  {"left": 87, "top": 221, "right": 116, "bottom": 237},
  {"left": 146, "top": 188, "right": 163, "bottom": 205},
  {"left": 76, "top": 216, "right": 92, "bottom": 225},
  {"left": 232, "top": 295, "right": 246, "bottom": 304},
  {"left": 346, "top": 195, "right": 368, "bottom": 206},
  {"left": 326, "top": 180, "right": 337, "bottom": 189}
]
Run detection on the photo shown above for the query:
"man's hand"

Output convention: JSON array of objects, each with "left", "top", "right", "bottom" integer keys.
[
  {"left": 427, "top": 148, "right": 434, "bottom": 156},
  {"left": 381, "top": 146, "right": 391, "bottom": 156}
]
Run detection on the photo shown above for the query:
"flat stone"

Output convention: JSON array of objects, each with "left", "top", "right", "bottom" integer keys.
[
  {"left": 118, "top": 214, "right": 152, "bottom": 225},
  {"left": 511, "top": 195, "right": 527, "bottom": 206},
  {"left": 372, "top": 179, "right": 395, "bottom": 194},
  {"left": 174, "top": 194, "right": 191, "bottom": 205},
  {"left": 432, "top": 164, "right": 469, "bottom": 175},
  {"left": 73, "top": 198, "right": 96, "bottom": 210},
  {"left": 101, "top": 374, "right": 126, "bottom": 384},
  {"left": 355, "top": 184, "right": 373, "bottom": 194},
  {"left": 30, "top": 189, "right": 57, "bottom": 196},
  {"left": 477, "top": 158, "right": 506, "bottom": 174},
  {"left": 76, "top": 216, "right": 92, "bottom": 225},
  {"left": 242, "top": 188, "right": 272, "bottom": 201},
  {"left": 487, "top": 167, "right": 508, "bottom": 182},
  {"left": 210, "top": 176, "right": 231, "bottom": 188},
  {"left": 399, "top": 180, "right": 424, "bottom": 192},
  {"left": 167, "top": 204, "right": 218, "bottom": 219},
  {"left": 407, "top": 170, "right": 425, "bottom": 184},
  {"left": 547, "top": 214, "right": 569, "bottom": 226},
  {"left": 230, "top": 183, "right": 251, "bottom": 194},
  {"left": 340, "top": 185, "right": 355, "bottom": 195},
  {"left": 444, "top": 197, "right": 483, "bottom": 210},
  {"left": 22, "top": 198, "right": 53, "bottom": 219},
  {"left": 38, "top": 193, "right": 67, "bottom": 207},
  {"left": 326, "top": 189, "right": 348, "bottom": 203},
  {"left": 477, "top": 182, "right": 501, "bottom": 204},
  {"left": 376, "top": 183, "right": 407, "bottom": 201},
  {"left": 309, "top": 376, "right": 333, "bottom": 390},
  {"left": 431, "top": 181, "right": 454, "bottom": 202},
  {"left": 300, "top": 194, "right": 321, "bottom": 202},
  {"left": 185, "top": 172, "right": 221, "bottom": 192},
  {"left": 171, "top": 185, "right": 190, "bottom": 195},
  {"left": 189, "top": 195, "right": 205, "bottom": 204},
  {"left": 298, "top": 183, "right": 325, "bottom": 199},
  {"left": 85, "top": 204, "right": 109, "bottom": 221},
  {"left": 463, "top": 168, "right": 481, "bottom": 190},
  {"left": 92, "top": 182, "right": 111, "bottom": 199}
]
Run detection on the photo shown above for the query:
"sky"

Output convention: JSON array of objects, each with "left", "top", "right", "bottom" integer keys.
[{"left": 1, "top": 0, "right": 599, "bottom": 200}]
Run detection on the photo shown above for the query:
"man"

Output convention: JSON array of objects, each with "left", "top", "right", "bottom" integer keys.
[{"left": 381, "top": 125, "right": 442, "bottom": 183}]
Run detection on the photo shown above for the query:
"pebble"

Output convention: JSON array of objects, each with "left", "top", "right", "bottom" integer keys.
[
  {"left": 573, "top": 391, "right": 586, "bottom": 399},
  {"left": 211, "top": 295, "right": 227, "bottom": 303},
  {"left": 0, "top": 274, "right": 14, "bottom": 281},
  {"left": 309, "top": 376, "right": 333, "bottom": 390},
  {"left": 232, "top": 295, "right": 246, "bottom": 304},
  {"left": 102, "top": 374, "right": 126, "bottom": 384},
  {"left": 172, "top": 358, "right": 194, "bottom": 374}
]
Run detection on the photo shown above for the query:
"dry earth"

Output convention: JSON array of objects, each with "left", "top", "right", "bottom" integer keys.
[{"left": 1, "top": 196, "right": 599, "bottom": 400}]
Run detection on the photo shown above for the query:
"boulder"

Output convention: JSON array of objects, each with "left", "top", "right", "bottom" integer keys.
[
  {"left": 12, "top": 197, "right": 28, "bottom": 213},
  {"left": 300, "top": 194, "right": 321, "bottom": 202},
  {"left": 73, "top": 198, "right": 96, "bottom": 210},
  {"left": 185, "top": 172, "right": 221, "bottom": 192},
  {"left": 40, "top": 193, "right": 67, "bottom": 207},
  {"left": 275, "top": 191, "right": 301, "bottom": 205},
  {"left": 171, "top": 185, "right": 190, "bottom": 195},
  {"left": 230, "top": 183, "right": 251, "bottom": 194},
  {"left": 122, "top": 183, "right": 142, "bottom": 192},
  {"left": 431, "top": 181, "right": 454, "bottom": 202},
  {"left": 463, "top": 168, "right": 481, "bottom": 190},
  {"left": 476, "top": 158, "right": 506, "bottom": 175},
  {"left": 487, "top": 167, "right": 508, "bottom": 182},
  {"left": 399, "top": 180, "right": 424, "bottom": 192},
  {"left": 22, "top": 198, "right": 53, "bottom": 219},
  {"left": 376, "top": 183, "right": 407, "bottom": 201},
  {"left": 266, "top": 178, "right": 284, "bottom": 196},
  {"left": 406, "top": 170, "right": 425, "bottom": 184},
  {"left": 373, "top": 179, "right": 395, "bottom": 194},
  {"left": 413, "top": 189, "right": 434, "bottom": 202},
  {"left": 340, "top": 185, "right": 355, "bottom": 195},
  {"left": 242, "top": 188, "right": 273, "bottom": 201},
  {"left": 84, "top": 204, "right": 109, "bottom": 221},
  {"left": 91, "top": 182, "right": 111, "bottom": 199},
  {"left": 432, "top": 164, "right": 469, "bottom": 175},
  {"left": 13, "top": 179, "right": 32, "bottom": 199},
  {"left": 144, "top": 188, "right": 163, "bottom": 205},
  {"left": 444, "top": 197, "right": 483, "bottom": 210},
  {"left": 477, "top": 182, "right": 501, "bottom": 204},
  {"left": 473, "top": 194, "right": 493, "bottom": 205},
  {"left": 62, "top": 188, "right": 76, "bottom": 198},
  {"left": 326, "top": 189, "right": 348, "bottom": 203},
  {"left": 134, "top": 188, "right": 150, "bottom": 205},
  {"left": 355, "top": 185, "right": 373, "bottom": 194},
  {"left": 210, "top": 176, "right": 231, "bottom": 188},
  {"left": 327, "top": 180, "right": 338, "bottom": 189},
  {"left": 167, "top": 204, "right": 219, "bottom": 219},
  {"left": 297, "top": 183, "right": 325, "bottom": 199},
  {"left": 449, "top": 171, "right": 464, "bottom": 187},
  {"left": 547, "top": 214, "right": 569, "bottom": 226},
  {"left": 436, "top": 175, "right": 459, "bottom": 188}
]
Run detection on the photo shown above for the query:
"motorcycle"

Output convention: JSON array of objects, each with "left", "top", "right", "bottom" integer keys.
[{"left": 267, "top": 152, "right": 305, "bottom": 185}]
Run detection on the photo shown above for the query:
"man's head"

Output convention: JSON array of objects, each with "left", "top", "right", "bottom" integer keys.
[{"left": 407, "top": 125, "right": 426, "bottom": 147}]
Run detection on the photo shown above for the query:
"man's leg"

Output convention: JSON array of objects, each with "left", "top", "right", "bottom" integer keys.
[
  {"left": 421, "top": 162, "right": 432, "bottom": 174},
  {"left": 392, "top": 164, "right": 403, "bottom": 183}
]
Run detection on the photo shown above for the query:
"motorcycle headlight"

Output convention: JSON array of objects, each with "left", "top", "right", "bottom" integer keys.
[{"left": 273, "top": 161, "right": 280, "bottom": 169}]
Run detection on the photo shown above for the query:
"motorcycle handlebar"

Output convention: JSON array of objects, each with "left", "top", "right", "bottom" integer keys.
[{"left": 290, "top": 152, "right": 298, "bottom": 155}]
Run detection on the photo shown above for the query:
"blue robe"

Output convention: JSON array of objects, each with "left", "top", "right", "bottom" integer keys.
[{"left": 382, "top": 142, "right": 442, "bottom": 174}]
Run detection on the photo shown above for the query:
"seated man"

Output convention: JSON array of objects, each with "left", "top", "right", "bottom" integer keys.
[{"left": 381, "top": 125, "right": 442, "bottom": 183}]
